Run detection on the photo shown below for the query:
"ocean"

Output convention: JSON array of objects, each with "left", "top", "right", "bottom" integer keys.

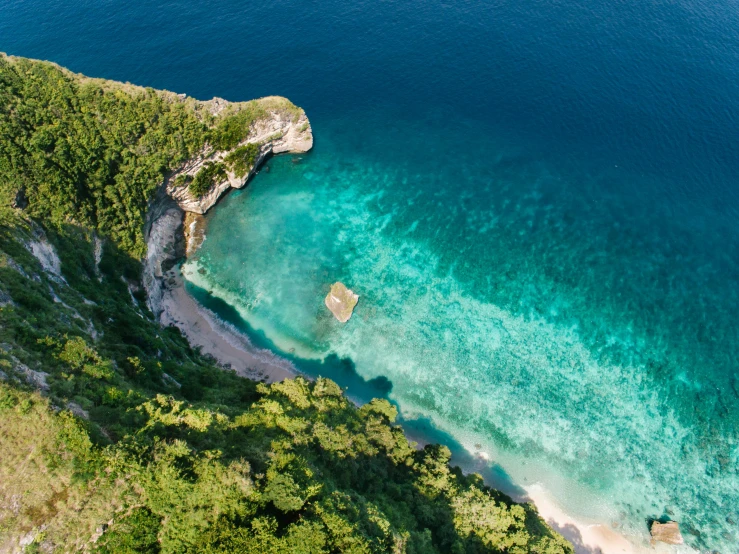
[{"left": 3, "top": 0, "right": 738, "bottom": 550}]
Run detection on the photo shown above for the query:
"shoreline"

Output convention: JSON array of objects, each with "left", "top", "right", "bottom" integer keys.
[
  {"left": 159, "top": 265, "right": 299, "bottom": 383},
  {"left": 159, "top": 251, "right": 673, "bottom": 554},
  {"left": 142, "top": 156, "right": 689, "bottom": 554}
]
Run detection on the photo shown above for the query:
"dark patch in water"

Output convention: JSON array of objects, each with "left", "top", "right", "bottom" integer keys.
[{"left": 184, "top": 278, "right": 393, "bottom": 405}]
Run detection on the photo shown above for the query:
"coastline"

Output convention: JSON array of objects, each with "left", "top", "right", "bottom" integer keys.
[
  {"left": 152, "top": 245, "right": 655, "bottom": 554},
  {"left": 141, "top": 91, "right": 315, "bottom": 378},
  {"left": 141, "top": 137, "right": 689, "bottom": 554},
  {"left": 156, "top": 244, "right": 675, "bottom": 554},
  {"left": 160, "top": 265, "right": 298, "bottom": 383},
  {"left": 400, "top": 430, "right": 678, "bottom": 554}
]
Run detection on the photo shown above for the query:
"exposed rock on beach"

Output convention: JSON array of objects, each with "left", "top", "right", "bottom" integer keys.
[
  {"left": 650, "top": 521, "right": 684, "bottom": 545},
  {"left": 183, "top": 212, "right": 207, "bottom": 257}
]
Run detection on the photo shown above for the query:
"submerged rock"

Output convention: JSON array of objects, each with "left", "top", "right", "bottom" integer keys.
[
  {"left": 650, "top": 521, "right": 684, "bottom": 545},
  {"left": 325, "top": 282, "right": 359, "bottom": 323}
]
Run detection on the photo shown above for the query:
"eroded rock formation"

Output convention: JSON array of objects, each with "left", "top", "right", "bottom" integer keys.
[
  {"left": 325, "top": 282, "right": 359, "bottom": 323},
  {"left": 650, "top": 521, "right": 683, "bottom": 545},
  {"left": 166, "top": 102, "right": 313, "bottom": 214}
]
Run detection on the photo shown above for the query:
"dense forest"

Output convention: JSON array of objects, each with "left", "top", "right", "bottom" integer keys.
[{"left": 0, "top": 55, "right": 573, "bottom": 553}]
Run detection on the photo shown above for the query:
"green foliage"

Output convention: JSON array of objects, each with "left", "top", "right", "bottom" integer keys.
[
  {"left": 95, "top": 508, "right": 161, "bottom": 554},
  {"left": 209, "top": 104, "right": 268, "bottom": 151},
  {"left": 174, "top": 173, "right": 193, "bottom": 188},
  {"left": 223, "top": 142, "right": 260, "bottom": 178},
  {"left": 43, "top": 335, "right": 115, "bottom": 380},
  {"left": 189, "top": 161, "right": 226, "bottom": 197},
  {"left": 0, "top": 56, "right": 208, "bottom": 257}
]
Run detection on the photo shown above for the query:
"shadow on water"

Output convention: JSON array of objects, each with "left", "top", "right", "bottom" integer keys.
[
  {"left": 186, "top": 279, "right": 527, "bottom": 501},
  {"left": 399, "top": 414, "right": 528, "bottom": 501},
  {"left": 184, "top": 281, "right": 393, "bottom": 403}
]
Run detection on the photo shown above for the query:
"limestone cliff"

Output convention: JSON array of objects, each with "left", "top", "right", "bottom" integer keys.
[
  {"left": 144, "top": 96, "right": 312, "bottom": 317},
  {"left": 166, "top": 97, "right": 313, "bottom": 214}
]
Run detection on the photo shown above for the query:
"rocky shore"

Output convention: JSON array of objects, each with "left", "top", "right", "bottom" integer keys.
[
  {"left": 142, "top": 94, "right": 312, "bottom": 381},
  {"left": 166, "top": 97, "right": 312, "bottom": 214}
]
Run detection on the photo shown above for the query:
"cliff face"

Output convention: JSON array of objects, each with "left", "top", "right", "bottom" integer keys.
[
  {"left": 143, "top": 200, "right": 184, "bottom": 318},
  {"left": 144, "top": 95, "right": 313, "bottom": 317},
  {"left": 166, "top": 104, "right": 313, "bottom": 214}
]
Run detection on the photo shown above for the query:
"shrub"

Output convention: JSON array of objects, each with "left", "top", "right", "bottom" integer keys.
[
  {"left": 189, "top": 162, "right": 226, "bottom": 197},
  {"left": 224, "top": 142, "right": 261, "bottom": 178}
]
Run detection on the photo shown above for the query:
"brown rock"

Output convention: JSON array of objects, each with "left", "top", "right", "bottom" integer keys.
[
  {"left": 650, "top": 521, "right": 684, "bottom": 545},
  {"left": 183, "top": 211, "right": 207, "bottom": 257},
  {"left": 325, "top": 282, "right": 359, "bottom": 323}
]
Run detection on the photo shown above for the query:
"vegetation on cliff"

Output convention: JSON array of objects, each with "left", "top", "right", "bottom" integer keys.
[
  {"left": 0, "top": 55, "right": 573, "bottom": 554},
  {"left": 0, "top": 54, "right": 303, "bottom": 257}
]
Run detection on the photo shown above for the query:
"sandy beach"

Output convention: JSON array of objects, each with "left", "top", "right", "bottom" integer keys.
[
  {"left": 525, "top": 484, "right": 697, "bottom": 554},
  {"left": 525, "top": 484, "right": 640, "bottom": 554},
  {"left": 158, "top": 266, "right": 298, "bottom": 383},
  {"left": 401, "top": 432, "right": 695, "bottom": 554}
]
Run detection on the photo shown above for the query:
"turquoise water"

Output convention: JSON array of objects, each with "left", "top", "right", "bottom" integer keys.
[
  {"left": 183, "top": 112, "right": 738, "bottom": 550},
  {"left": 5, "top": 0, "right": 739, "bottom": 550}
]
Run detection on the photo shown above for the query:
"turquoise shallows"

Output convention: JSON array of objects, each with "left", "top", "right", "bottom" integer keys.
[
  {"left": 184, "top": 114, "right": 738, "bottom": 550},
  {"left": 5, "top": 0, "right": 739, "bottom": 549}
]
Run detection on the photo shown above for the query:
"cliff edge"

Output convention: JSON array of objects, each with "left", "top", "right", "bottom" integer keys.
[
  {"left": 145, "top": 96, "right": 312, "bottom": 317},
  {"left": 166, "top": 96, "right": 313, "bottom": 214}
]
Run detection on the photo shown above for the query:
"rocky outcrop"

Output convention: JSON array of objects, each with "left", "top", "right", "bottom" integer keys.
[
  {"left": 183, "top": 212, "right": 207, "bottom": 257},
  {"left": 11, "top": 188, "right": 28, "bottom": 210},
  {"left": 16, "top": 359, "right": 50, "bottom": 391},
  {"left": 325, "top": 282, "right": 359, "bottom": 323},
  {"left": 143, "top": 201, "right": 185, "bottom": 318},
  {"left": 67, "top": 402, "right": 89, "bottom": 419},
  {"left": 650, "top": 521, "right": 684, "bottom": 545},
  {"left": 166, "top": 106, "right": 313, "bottom": 214},
  {"left": 93, "top": 234, "right": 104, "bottom": 281},
  {"left": 144, "top": 95, "right": 312, "bottom": 317},
  {"left": 28, "top": 239, "right": 62, "bottom": 280},
  {"left": 24, "top": 223, "right": 65, "bottom": 284}
]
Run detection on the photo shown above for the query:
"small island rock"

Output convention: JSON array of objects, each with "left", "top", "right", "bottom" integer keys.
[
  {"left": 650, "top": 521, "right": 684, "bottom": 545},
  {"left": 325, "top": 282, "right": 359, "bottom": 323}
]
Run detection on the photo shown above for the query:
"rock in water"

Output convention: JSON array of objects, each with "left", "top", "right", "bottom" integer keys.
[
  {"left": 650, "top": 521, "right": 684, "bottom": 545},
  {"left": 325, "top": 282, "right": 359, "bottom": 322}
]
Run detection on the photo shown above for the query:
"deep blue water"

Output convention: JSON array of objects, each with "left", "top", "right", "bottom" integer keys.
[{"left": 3, "top": 0, "right": 739, "bottom": 550}]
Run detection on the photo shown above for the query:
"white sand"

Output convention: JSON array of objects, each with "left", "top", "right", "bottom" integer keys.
[
  {"left": 159, "top": 268, "right": 298, "bottom": 383},
  {"left": 525, "top": 484, "right": 697, "bottom": 554},
  {"left": 525, "top": 484, "right": 638, "bottom": 554}
]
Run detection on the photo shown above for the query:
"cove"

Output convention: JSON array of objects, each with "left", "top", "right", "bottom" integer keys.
[{"left": 6, "top": 0, "right": 738, "bottom": 549}]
